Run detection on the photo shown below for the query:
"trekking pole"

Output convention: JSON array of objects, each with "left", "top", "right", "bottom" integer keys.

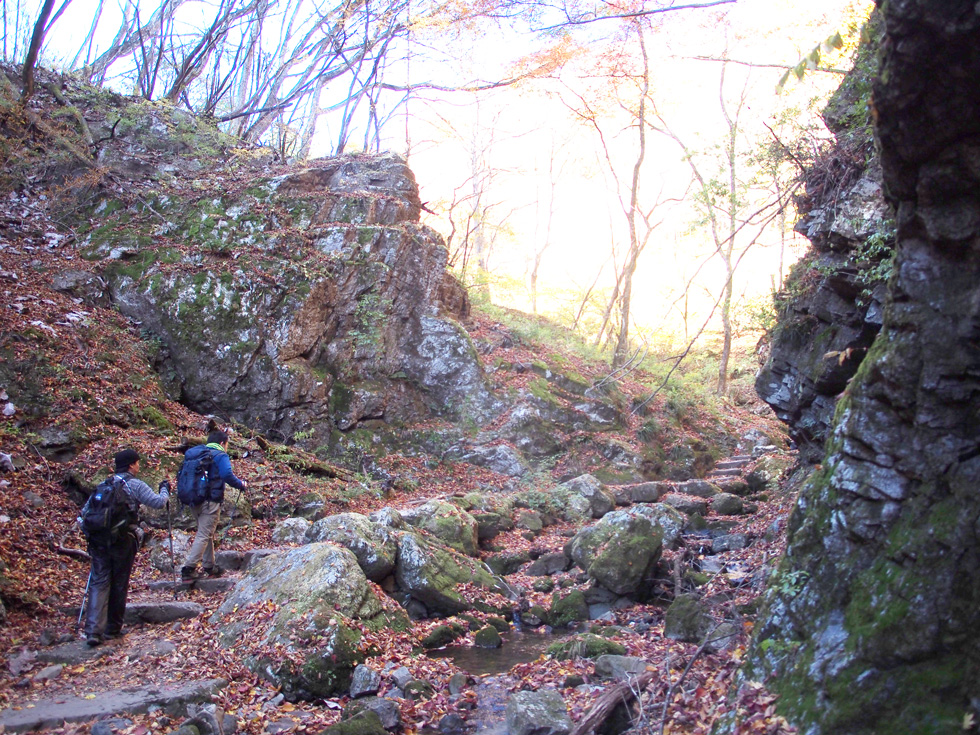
[
  {"left": 166, "top": 500, "right": 178, "bottom": 600},
  {"left": 76, "top": 571, "right": 91, "bottom": 632}
]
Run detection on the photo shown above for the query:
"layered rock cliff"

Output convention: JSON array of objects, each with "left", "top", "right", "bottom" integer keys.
[
  {"left": 740, "top": 2, "right": 980, "bottom": 732},
  {"left": 755, "top": 13, "right": 893, "bottom": 463},
  {"left": 88, "top": 153, "right": 494, "bottom": 445}
]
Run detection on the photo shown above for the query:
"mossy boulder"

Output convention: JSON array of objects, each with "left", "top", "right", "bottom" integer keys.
[
  {"left": 474, "top": 625, "right": 503, "bottom": 648},
  {"left": 485, "top": 551, "right": 530, "bottom": 576},
  {"left": 403, "top": 680, "right": 436, "bottom": 700},
  {"left": 316, "top": 709, "right": 387, "bottom": 735},
  {"left": 394, "top": 532, "right": 510, "bottom": 616},
  {"left": 472, "top": 511, "right": 514, "bottom": 540},
  {"left": 515, "top": 510, "right": 544, "bottom": 532},
  {"left": 553, "top": 475, "right": 616, "bottom": 519},
  {"left": 212, "top": 543, "right": 407, "bottom": 699},
  {"left": 342, "top": 697, "right": 401, "bottom": 730},
  {"left": 661, "top": 493, "right": 708, "bottom": 517},
  {"left": 710, "top": 493, "right": 745, "bottom": 516},
  {"left": 745, "top": 453, "right": 795, "bottom": 494},
  {"left": 549, "top": 590, "right": 590, "bottom": 627},
  {"left": 421, "top": 623, "right": 465, "bottom": 649},
  {"left": 306, "top": 512, "right": 397, "bottom": 581},
  {"left": 564, "top": 511, "right": 663, "bottom": 597},
  {"left": 663, "top": 594, "right": 713, "bottom": 644},
  {"left": 547, "top": 634, "right": 626, "bottom": 661},
  {"left": 399, "top": 500, "right": 479, "bottom": 556},
  {"left": 622, "top": 503, "right": 686, "bottom": 548}
]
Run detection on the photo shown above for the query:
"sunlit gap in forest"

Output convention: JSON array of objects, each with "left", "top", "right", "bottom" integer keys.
[{"left": 26, "top": 0, "right": 873, "bottom": 376}]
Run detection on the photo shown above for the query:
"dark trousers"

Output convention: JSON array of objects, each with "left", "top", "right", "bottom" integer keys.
[{"left": 84, "top": 532, "right": 138, "bottom": 638}]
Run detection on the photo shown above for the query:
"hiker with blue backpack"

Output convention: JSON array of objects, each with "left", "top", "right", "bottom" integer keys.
[
  {"left": 78, "top": 448, "right": 170, "bottom": 647},
  {"left": 177, "top": 429, "right": 247, "bottom": 582}
]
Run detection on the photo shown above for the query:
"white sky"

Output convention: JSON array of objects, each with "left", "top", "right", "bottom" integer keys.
[{"left": 403, "top": 0, "right": 871, "bottom": 342}]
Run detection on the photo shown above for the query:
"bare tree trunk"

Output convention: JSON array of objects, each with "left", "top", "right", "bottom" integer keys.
[
  {"left": 716, "top": 63, "right": 743, "bottom": 395},
  {"left": 612, "top": 23, "right": 651, "bottom": 367},
  {"left": 19, "top": 0, "right": 57, "bottom": 104}
]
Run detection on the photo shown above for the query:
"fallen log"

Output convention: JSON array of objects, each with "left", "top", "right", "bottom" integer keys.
[{"left": 569, "top": 669, "right": 657, "bottom": 735}]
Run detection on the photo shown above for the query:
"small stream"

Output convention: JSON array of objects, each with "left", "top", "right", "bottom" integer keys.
[
  {"left": 426, "top": 630, "right": 558, "bottom": 676},
  {"left": 426, "top": 630, "right": 566, "bottom": 733}
]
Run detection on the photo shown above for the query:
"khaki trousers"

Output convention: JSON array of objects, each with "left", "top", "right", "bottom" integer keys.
[{"left": 183, "top": 500, "right": 221, "bottom": 569}]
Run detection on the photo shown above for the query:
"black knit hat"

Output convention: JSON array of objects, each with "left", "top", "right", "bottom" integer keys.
[{"left": 114, "top": 448, "right": 140, "bottom": 471}]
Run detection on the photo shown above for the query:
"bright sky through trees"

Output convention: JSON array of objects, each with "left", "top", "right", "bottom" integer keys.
[{"left": 21, "top": 0, "right": 872, "bottom": 362}]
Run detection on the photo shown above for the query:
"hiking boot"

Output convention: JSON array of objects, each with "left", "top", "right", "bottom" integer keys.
[
  {"left": 104, "top": 629, "right": 125, "bottom": 640},
  {"left": 202, "top": 566, "right": 224, "bottom": 578},
  {"left": 181, "top": 566, "right": 202, "bottom": 581},
  {"left": 85, "top": 635, "right": 103, "bottom": 647}
]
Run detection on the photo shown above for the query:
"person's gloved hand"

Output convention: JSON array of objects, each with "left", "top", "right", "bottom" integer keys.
[{"left": 159, "top": 480, "right": 171, "bottom": 492}]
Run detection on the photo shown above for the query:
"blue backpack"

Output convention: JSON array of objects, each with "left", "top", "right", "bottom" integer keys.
[{"left": 176, "top": 446, "right": 216, "bottom": 506}]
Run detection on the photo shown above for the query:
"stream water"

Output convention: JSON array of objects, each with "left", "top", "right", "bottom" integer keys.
[
  {"left": 426, "top": 630, "right": 566, "bottom": 734},
  {"left": 426, "top": 630, "right": 558, "bottom": 676}
]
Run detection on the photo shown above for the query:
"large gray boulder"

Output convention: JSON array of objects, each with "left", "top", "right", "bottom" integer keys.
[
  {"left": 272, "top": 517, "right": 310, "bottom": 544},
  {"left": 398, "top": 500, "right": 479, "bottom": 557},
  {"left": 554, "top": 474, "right": 616, "bottom": 520},
  {"left": 305, "top": 512, "right": 397, "bottom": 581},
  {"left": 212, "top": 543, "right": 407, "bottom": 698},
  {"left": 564, "top": 510, "right": 663, "bottom": 597},
  {"left": 505, "top": 690, "right": 572, "bottom": 735}
]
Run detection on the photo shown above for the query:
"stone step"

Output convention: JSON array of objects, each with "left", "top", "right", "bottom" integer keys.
[
  {"left": 63, "top": 601, "right": 206, "bottom": 627},
  {"left": 0, "top": 679, "right": 226, "bottom": 733},
  {"left": 713, "top": 459, "right": 750, "bottom": 470},
  {"left": 706, "top": 469, "right": 743, "bottom": 479},
  {"left": 146, "top": 578, "right": 237, "bottom": 594}
]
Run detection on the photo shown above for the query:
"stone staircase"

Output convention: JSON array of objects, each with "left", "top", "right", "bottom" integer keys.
[{"left": 705, "top": 454, "right": 753, "bottom": 484}]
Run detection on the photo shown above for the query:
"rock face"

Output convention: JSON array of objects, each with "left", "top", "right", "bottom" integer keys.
[
  {"left": 754, "top": 13, "right": 892, "bottom": 463},
  {"left": 88, "top": 152, "right": 494, "bottom": 443},
  {"left": 741, "top": 5, "right": 980, "bottom": 734}
]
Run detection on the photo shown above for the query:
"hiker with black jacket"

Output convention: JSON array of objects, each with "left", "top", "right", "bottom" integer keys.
[
  {"left": 180, "top": 430, "right": 247, "bottom": 581},
  {"left": 79, "top": 448, "right": 169, "bottom": 646}
]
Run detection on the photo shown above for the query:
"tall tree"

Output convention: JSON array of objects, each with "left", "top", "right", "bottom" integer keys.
[{"left": 19, "top": 0, "right": 59, "bottom": 103}]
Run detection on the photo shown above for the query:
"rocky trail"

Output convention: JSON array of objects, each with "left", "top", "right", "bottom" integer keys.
[{"left": 0, "top": 449, "right": 799, "bottom": 735}]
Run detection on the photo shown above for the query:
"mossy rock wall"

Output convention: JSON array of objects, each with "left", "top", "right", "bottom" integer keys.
[
  {"left": 740, "top": 4, "right": 980, "bottom": 733},
  {"left": 754, "top": 10, "right": 892, "bottom": 464}
]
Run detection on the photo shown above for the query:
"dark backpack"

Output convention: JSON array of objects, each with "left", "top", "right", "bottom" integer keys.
[
  {"left": 81, "top": 474, "right": 137, "bottom": 539},
  {"left": 176, "top": 446, "right": 215, "bottom": 506}
]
